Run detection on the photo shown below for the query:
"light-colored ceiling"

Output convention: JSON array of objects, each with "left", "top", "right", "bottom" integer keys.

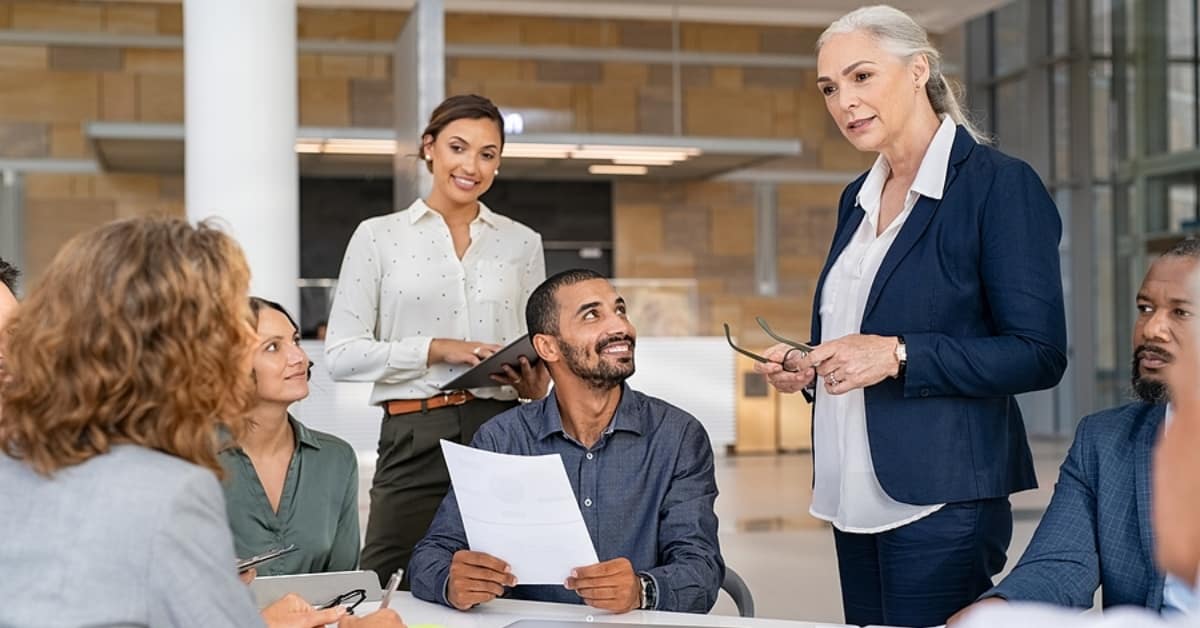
[{"left": 114, "top": 0, "right": 1008, "bottom": 33}]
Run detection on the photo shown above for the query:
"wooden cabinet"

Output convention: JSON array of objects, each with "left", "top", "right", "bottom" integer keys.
[{"left": 733, "top": 353, "right": 812, "bottom": 454}]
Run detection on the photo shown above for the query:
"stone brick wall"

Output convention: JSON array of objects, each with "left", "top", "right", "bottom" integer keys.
[
  {"left": 20, "top": 172, "right": 184, "bottom": 278},
  {"left": 615, "top": 180, "right": 845, "bottom": 344},
  {"left": 0, "top": 1, "right": 897, "bottom": 343}
]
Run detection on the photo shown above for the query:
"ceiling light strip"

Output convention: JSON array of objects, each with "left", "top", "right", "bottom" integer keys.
[{"left": 588, "top": 164, "right": 649, "bottom": 175}]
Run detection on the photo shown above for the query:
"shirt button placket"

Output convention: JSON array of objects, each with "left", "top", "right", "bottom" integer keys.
[{"left": 582, "top": 451, "right": 598, "bottom": 526}]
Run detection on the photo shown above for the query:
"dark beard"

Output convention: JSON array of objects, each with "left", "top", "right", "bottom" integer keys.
[
  {"left": 559, "top": 334, "right": 635, "bottom": 391},
  {"left": 1131, "top": 353, "right": 1170, "bottom": 404}
]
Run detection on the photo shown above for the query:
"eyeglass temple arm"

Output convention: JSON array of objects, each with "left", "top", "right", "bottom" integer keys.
[
  {"left": 723, "top": 323, "right": 770, "bottom": 364},
  {"left": 755, "top": 317, "right": 814, "bottom": 352}
]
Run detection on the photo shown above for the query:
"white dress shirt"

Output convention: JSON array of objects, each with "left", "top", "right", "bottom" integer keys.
[
  {"left": 961, "top": 575, "right": 1200, "bottom": 628},
  {"left": 324, "top": 198, "right": 545, "bottom": 405},
  {"left": 810, "top": 115, "right": 957, "bottom": 533}
]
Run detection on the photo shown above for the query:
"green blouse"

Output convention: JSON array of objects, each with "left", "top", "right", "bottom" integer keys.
[{"left": 219, "top": 416, "right": 360, "bottom": 576}]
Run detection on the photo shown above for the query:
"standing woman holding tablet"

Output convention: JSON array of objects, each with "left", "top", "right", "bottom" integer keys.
[
  {"left": 756, "top": 6, "right": 1067, "bottom": 627},
  {"left": 325, "top": 94, "right": 549, "bottom": 587}
]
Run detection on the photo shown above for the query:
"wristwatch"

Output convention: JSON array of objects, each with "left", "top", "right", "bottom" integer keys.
[
  {"left": 894, "top": 336, "right": 907, "bottom": 379},
  {"left": 637, "top": 573, "right": 658, "bottom": 610}
]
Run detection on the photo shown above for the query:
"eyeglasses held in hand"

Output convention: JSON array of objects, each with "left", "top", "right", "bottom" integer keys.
[
  {"left": 317, "top": 588, "right": 366, "bottom": 615},
  {"left": 723, "top": 317, "right": 815, "bottom": 373}
]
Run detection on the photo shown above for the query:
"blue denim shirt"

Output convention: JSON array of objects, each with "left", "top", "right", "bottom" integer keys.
[{"left": 409, "top": 384, "right": 724, "bottom": 613}]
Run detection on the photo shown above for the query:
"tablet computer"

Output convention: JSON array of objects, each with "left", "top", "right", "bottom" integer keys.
[
  {"left": 439, "top": 334, "right": 540, "bottom": 391},
  {"left": 249, "top": 570, "right": 382, "bottom": 609}
]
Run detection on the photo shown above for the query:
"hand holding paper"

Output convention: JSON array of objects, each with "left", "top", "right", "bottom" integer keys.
[{"left": 440, "top": 440, "right": 599, "bottom": 585}]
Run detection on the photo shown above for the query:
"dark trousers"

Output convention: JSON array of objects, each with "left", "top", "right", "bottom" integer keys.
[
  {"left": 360, "top": 398, "right": 516, "bottom": 588},
  {"left": 832, "top": 498, "right": 1013, "bottom": 627}
]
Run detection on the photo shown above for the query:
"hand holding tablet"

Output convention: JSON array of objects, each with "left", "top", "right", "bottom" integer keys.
[{"left": 440, "top": 334, "right": 541, "bottom": 391}]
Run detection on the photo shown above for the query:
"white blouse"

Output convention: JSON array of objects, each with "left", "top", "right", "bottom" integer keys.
[
  {"left": 324, "top": 198, "right": 545, "bottom": 405},
  {"left": 810, "top": 115, "right": 957, "bottom": 533}
]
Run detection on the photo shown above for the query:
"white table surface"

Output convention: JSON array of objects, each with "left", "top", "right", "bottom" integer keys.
[{"left": 355, "top": 592, "right": 852, "bottom": 628}]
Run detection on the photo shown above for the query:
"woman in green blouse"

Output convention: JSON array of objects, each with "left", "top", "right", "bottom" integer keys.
[{"left": 220, "top": 297, "right": 361, "bottom": 576}]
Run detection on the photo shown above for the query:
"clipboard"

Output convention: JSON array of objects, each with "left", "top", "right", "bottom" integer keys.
[{"left": 439, "top": 334, "right": 540, "bottom": 391}]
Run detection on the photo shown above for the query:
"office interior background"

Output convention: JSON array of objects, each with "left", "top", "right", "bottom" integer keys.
[{"left": 0, "top": 0, "right": 1190, "bottom": 621}]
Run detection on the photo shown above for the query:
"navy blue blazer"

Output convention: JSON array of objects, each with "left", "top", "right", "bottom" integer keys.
[
  {"left": 986, "top": 402, "right": 1166, "bottom": 611},
  {"left": 812, "top": 126, "right": 1068, "bottom": 504}
]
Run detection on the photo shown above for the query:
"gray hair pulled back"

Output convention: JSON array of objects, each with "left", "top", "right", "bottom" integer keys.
[{"left": 817, "top": 5, "right": 989, "bottom": 144}]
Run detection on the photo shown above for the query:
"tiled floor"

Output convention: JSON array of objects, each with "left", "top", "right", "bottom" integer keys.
[{"left": 355, "top": 438, "right": 1072, "bottom": 623}]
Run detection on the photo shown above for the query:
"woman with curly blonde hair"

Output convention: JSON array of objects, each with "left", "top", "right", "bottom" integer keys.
[{"left": 0, "top": 218, "right": 403, "bottom": 628}]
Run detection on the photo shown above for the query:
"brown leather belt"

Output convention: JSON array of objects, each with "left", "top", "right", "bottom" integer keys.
[{"left": 385, "top": 390, "right": 474, "bottom": 416}]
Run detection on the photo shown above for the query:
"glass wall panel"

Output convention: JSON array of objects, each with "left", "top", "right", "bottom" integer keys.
[
  {"left": 995, "top": 0, "right": 1029, "bottom": 75},
  {"left": 996, "top": 78, "right": 1030, "bottom": 160},
  {"left": 1145, "top": 176, "right": 1197, "bottom": 234},
  {"left": 1093, "top": 0, "right": 1113, "bottom": 55},
  {"left": 1093, "top": 183, "right": 1117, "bottom": 407},
  {"left": 1169, "top": 178, "right": 1199, "bottom": 231},
  {"left": 1054, "top": 64, "right": 1070, "bottom": 181},
  {"left": 1169, "top": 0, "right": 1196, "bottom": 57},
  {"left": 1169, "top": 63, "right": 1197, "bottom": 152},
  {"left": 1052, "top": 0, "right": 1069, "bottom": 57}
]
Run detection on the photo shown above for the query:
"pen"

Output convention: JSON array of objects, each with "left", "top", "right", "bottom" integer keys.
[{"left": 380, "top": 569, "right": 403, "bottom": 609}]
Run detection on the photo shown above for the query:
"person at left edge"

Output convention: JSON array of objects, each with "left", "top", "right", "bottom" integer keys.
[{"left": 324, "top": 94, "right": 550, "bottom": 587}]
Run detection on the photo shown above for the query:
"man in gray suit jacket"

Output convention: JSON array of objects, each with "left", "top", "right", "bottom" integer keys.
[{"left": 951, "top": 238, "right": 1200, "bottom": 622}]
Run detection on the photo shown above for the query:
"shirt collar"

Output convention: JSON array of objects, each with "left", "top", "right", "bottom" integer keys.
[
  {"left": 289, "top": 415, "right": 322, "bottom": 451},
  {"left": 856, "top": 115, "right": 958, "bottom": 215},
  {"left": 910, "top": 115, "right": 957, "bottom": 200},
  {"left": 532, "top": 383, "right": 646, "bottom": 442},
  {"left": 408, "top": 198, "right": 500, "bottom": 229}
]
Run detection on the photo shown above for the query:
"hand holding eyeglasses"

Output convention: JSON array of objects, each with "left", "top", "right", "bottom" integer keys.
[
  {"left": 725, "top": 318, "right": 817, "bottom": 393},
  {"left": 260, "top": 593, "right": 348, "bottom": 628},
  {"left": 726, "top": 319, "right": 901, "bottom": 395},
  {"left": 753, "top": 344, "right": 817, "bottom": 393},
  {"left": 802, "top": 334, "right": 903, "bottom": 395},
  {"left": 311, "top": 588, "right": 407, "bottom": 628}
]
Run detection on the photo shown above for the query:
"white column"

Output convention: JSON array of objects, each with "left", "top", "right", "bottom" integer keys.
[
  {"left": 185, "top": 0, "right": 299, "bottom": 317},
  {"left": 394, "top": 0, "right": 444, "bottom": 210}
]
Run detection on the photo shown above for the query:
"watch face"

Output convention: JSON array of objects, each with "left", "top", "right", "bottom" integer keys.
[{"left": 638, "top": 574, "right": 657, "bottom": 609}]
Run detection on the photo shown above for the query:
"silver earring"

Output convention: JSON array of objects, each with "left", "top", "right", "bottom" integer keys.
[
  {"left": 424, "top": 154, "right": 431, "bottom": 161},
  {"left": 494, "top": 169, "right": 500, "bottom": 176}
]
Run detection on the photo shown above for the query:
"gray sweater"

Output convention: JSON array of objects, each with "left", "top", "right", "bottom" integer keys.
[{"left": 0, "top": 444, "right": 265, "bottom": 627}]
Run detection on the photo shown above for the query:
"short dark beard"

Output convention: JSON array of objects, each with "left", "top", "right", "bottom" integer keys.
[
  {"left": 1131, "top": 353, "right": 1170, "bottom": 404},
  {"left": 558, "top": 334, "right": 635, "bottom": 392}
]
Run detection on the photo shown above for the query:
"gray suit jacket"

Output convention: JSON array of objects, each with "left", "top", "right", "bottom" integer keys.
[
  {"left": 0, "top": 445, "right": 265, "bottom": 627},
  {"left": 985, "top": 402, "right": 1166, "bottom": 610}
]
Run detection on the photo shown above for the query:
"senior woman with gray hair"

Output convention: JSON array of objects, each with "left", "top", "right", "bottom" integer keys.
[{"left": 755, "top": 5, "right": 1067, "bottom": 626}]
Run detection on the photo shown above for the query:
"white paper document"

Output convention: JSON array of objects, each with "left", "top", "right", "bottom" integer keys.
[{"left": 440, "top": 440, "right": 600, "bottom": 585}]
